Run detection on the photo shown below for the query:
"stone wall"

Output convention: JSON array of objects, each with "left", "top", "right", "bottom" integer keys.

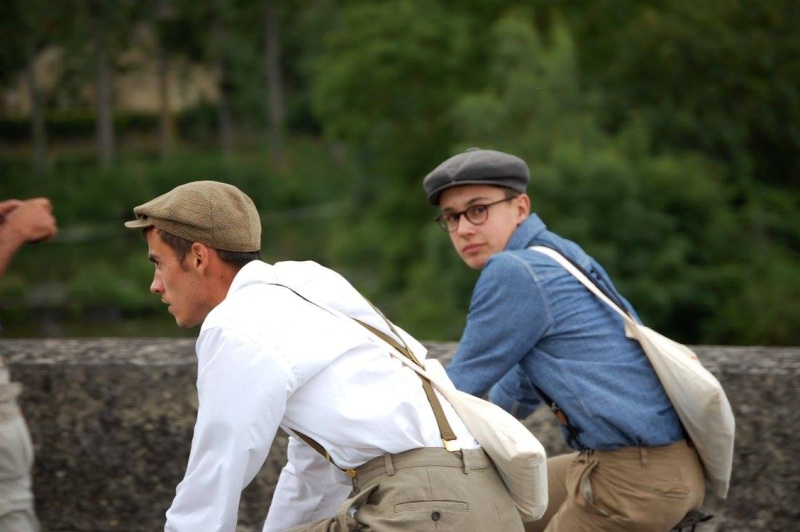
[{"left": 0, "top": 339, "right": 797, "bottom": 531}]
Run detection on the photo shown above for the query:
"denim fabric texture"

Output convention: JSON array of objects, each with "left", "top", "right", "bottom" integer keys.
[{"left": 446, "top": 214, "right": 684, "bottom": 451}]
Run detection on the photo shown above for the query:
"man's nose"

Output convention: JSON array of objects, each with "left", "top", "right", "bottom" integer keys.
[
  {"left": 150, "top": 272, "right": 163, "bottom": 294},
  {"left": 454, "top": 214, "right": 476, "bottom": 234}
]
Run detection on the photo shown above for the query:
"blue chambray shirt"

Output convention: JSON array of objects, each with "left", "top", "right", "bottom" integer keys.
[{"left": 446, "top": 214, "right": 684, "bottom": 450}]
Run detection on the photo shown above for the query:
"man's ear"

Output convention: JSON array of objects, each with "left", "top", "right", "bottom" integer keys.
[
  {"left": 189, "top": 242, "right": 212, "bottom": 272},
  {"left": 516, "top": 194, "right": 531, "bottom": 220}
]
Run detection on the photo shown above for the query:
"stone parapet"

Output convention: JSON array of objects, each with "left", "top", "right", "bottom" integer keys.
[{"left": 0, "top": 339, "right": 796, "bottom": 531}]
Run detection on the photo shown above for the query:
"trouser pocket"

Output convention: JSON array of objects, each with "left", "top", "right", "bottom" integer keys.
[
  {"left": 566, "top": 454, "right": 609, "bottom": 517},
  {"left": 336, "top": 484, "right": 379, "bottom": 531}
]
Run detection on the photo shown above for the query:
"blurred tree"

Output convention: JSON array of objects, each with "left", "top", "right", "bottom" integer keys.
[
  {"left": 582, "top": 0, "right": 800, "bottom": 190},
  {"left": 154, "top": 0, "right": 179, "bottom": 158},
  {"left": 212, "top": 0, "right": 236, "bottom": 153},
  {"left": 1, "top": 0, "right": 53, "bottom": 176},
  {"left": 310, "top": 0, "right": 476, "bottom": 316},
  {"left": 443, "top": 10, "right": 747, "bottom": 343},
  {"left": 53, "top": 0, "right": 147, "bottom": 167},
  {"left": 88, "top": 0, "right": 116, "bottom": 167},
  {"left": 530, "top": 0, "right": 800, "bottom": 263},
  {"left": 263, "top": 0, "right": 286, "bottom": 169},
  {"left": 0, "top": 0, "right": 796, "bottom": 344}
]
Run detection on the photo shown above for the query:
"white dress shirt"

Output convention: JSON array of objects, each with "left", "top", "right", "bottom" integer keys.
[{"left": 164, "top": 260, "right": 478, "bottom": 532}]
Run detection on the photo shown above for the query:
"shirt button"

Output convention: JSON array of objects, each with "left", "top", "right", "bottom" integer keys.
[{"left": 431, "top": 511, "right": 441, "bottom": 521}]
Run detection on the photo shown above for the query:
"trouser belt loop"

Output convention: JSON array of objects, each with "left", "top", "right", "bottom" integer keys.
[
  {"left": 640, "top": 446, "right": 648, "bottom": 468},
  {"left": 461, "top": 449, "right": 471, "bottom": 474},
  {"left": 384, "top": 453, "right": 396, "bottom": 477}
]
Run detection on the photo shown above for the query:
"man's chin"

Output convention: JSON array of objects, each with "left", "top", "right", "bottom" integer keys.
[
  {"left": 463, "top": 256, "right": 486, "bottom": 270},
  {"left": 175, "top": 319, "right": 193, "bottom": 329},
  {"left": 174, "top": 316, "right": 202, "bottom": 329}
]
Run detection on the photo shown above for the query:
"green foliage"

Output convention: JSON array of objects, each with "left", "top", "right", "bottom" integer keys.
[
  {"left": 0, "top": 272, "right": 27, "bottom": 300},
  {"left": 0, "top": 139, "right": 360, "bottom": 333},
  {"left": 565, "top": 0, "right": 800, "bottom": 191},
  {"left": 309, "top": 0, "right": 481, "bottom": 317},
  {"left": 0, "top": 0, "right": 797, "bottom": 344},
  {"left": 68, "top": 262, "right": 147, "bottom": 309},
  {"left": 0, "top": 112, "right": 164, "bottom": 144},
  {"left": 704, "top": 250, "right": 800, "bottom": 345},
  {"left": 439, "top": 11, "right": 779, "bottom": 344},
  {"left": 394, "top": 224, "right": 479, "bottom": 341},
  {"left": 311, "top": 1, "right": 474, "bottom": 167}
]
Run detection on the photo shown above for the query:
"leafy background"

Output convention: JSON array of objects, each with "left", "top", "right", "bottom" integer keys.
[{"left": 1, "top": 0, "right": 797, "bottom": 345}]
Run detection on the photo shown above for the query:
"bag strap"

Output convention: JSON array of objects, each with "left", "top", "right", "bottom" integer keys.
[
  {"left": 353, "top": 316, "right": 459, "bottom": 450},
  {"left": 527, "top": 245, "right": 645, "bottom": 450},
  {"left": 266, "top": 282, "right": 460, "bottom": 471},
  {"left": 529, "top": 246, "right": 638, "bottom": 328},
  {"left": 529, "top": 246, "right": 700, "bottom": 446}
]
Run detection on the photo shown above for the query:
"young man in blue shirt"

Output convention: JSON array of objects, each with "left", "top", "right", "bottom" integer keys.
[{"left": 423, "top": 148, "right": 705, "bottom": 531}]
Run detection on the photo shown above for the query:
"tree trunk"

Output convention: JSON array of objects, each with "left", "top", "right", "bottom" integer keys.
[
  {"left": 92, "top": 6, "right": 115, "bottom": 168},
  {"left": 25, "top": 45, "right": 47, "bottom": 177},
  {"left": 157, "top": 49, "right": 175, "bottom": 159},
  {"left": 212, "top": 4, "right": 234, "bottom": 155},
  {"left": 264, "top": 0, "right": 285, "bottom": 169},
  {"left": 218, "top": 81, "right": 235, "bottom": 154}
]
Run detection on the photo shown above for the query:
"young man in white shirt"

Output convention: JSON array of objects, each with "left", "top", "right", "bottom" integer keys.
[{"left": 124, "top": 181, "right": 525, "bottom": 531}]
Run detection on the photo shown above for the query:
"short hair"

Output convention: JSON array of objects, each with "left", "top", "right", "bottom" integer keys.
[{"left": 147, "top": 227, "right": 262, "bottom": 268}]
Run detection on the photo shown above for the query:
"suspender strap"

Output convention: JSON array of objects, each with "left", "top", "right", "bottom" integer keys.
[
  {"left": 267, "top": 283, "right": 460, "bottom": 477},
  {"left": 530, "top": 383, "right": 588, "bottom": 450},
  {"left": 353, "top": 318, "right": 459, "bottom": 449},
  {"left": 290, "top": 429, "right": 357, "bottom": 478}
]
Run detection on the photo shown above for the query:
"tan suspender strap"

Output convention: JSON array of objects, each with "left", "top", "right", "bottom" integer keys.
[
  {"left": 265, "top": 282, "right": 460, "bottom": 475},
  {"left": 290, "top": 429, "right": 357, "bottom": 478},
  {"left": 353, "top": 318, "right": 460, "bottom": 450}
]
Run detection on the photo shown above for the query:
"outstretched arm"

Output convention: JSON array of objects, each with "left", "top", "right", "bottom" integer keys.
[{"left": 0, "top": 198, "right": 58, "bottom": 276}]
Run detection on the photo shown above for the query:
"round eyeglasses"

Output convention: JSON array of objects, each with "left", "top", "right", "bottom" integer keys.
[{"left": 435, "top": 197, "right": 515, "bottom": 233}]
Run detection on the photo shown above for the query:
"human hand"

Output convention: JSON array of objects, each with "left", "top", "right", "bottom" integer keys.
[
  {"left": 0, "top": 199, "right": 24, "bottom": 218},
  {"left": 0, "top": 197, "right": 58, "bottom": 245}
]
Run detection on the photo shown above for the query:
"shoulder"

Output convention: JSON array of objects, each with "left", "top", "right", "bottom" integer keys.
[
  {"left": 483, "top": 248, "right": 560, "bottom": 283},
  {"left": 470, "top": 251, "right": 544, "bottom": 305}
]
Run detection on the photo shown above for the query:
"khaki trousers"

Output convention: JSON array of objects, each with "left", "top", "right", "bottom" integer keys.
[
  {"left": 289, "top": 447, "right": 524, "bottom": 531},
  {"left": 526, "top": 440, "right": 705, "bottom": 532},
  {"left": 0, "top": 380, "right": 39, "bottom": 532}
]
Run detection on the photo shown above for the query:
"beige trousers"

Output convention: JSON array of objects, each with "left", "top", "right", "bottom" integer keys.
[
  {"left": 0, "top": 376, "right": 39, "bottom": 532},
  {"left": 289, "top": 447, "right": 524, "bottom": 531},
  {"left": 526, "top": 440, "right": 705, "bottom": 532}
]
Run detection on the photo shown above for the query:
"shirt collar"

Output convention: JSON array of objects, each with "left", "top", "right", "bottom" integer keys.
[
  {"left": 228, "top": 260, "right": 275, "bottom": 294},
  {"left": 506, "top": 213, "right": 547, "bottom": 251}
]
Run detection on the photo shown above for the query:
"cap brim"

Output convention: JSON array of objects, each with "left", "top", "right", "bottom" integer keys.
[{"left": 124, "top": 218, "right": 154, "bottom": 229}]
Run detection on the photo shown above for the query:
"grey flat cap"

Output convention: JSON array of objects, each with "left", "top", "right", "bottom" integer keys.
[
  {"left": 423, "top": 148, "right": 530, "bottom": 205},
  {"left": 124, "top": 181, "right": 261, "bottom": 252}
]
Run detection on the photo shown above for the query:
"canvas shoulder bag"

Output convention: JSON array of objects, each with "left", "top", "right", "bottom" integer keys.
[
  {"left": 530, "top": 246, "right": 735, "bottom": 499},
  {"left": 267, "top": 283, "right": 548, "bottom": 521},
  {"left": 357, "top": 314, "right": 549, "bottom": 522}
]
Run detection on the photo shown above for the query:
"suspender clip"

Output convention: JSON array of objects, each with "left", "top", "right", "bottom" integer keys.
[{"left": 443, "top": 438, "right": 461, "bottom": 452}]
